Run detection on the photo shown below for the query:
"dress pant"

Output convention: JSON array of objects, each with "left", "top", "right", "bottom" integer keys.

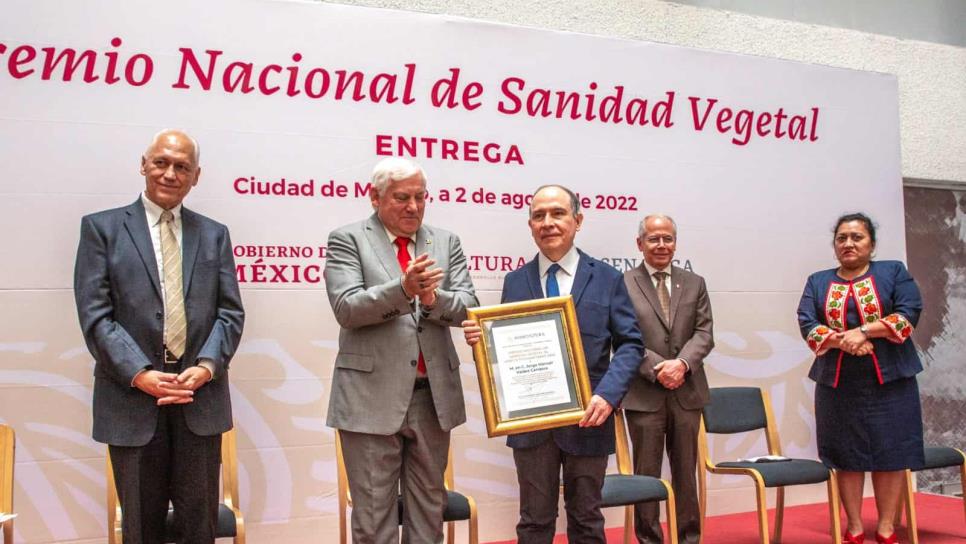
[
  {"left": 341, "top": 385, "right": 450, "bottom": 544},
  {"left": 513, "top": 437, "right": 609, "bottom": 544},
  {"left": 109, "top": 403, "right": 222, "bottom": 544},
  {"left": 626, "top": 404, "right": 702, "bottom": 544}
]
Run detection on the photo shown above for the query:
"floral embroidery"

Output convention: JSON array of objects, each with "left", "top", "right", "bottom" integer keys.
[
  {"left": 824, "top": 283, "right": 849, "bottom": 330},
  {"left": 881, "top": 312, "right": 914, "bottom": 343},
  {"left": 852, "top": 277, "right": 881, "bottom": 324},
  {"left": 807, "top": 325, "right": 834, "bottom": 355}
]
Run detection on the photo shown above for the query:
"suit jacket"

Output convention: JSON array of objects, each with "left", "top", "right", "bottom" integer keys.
[
  {"left": 74, "top": 198, "right": 245, "bottom": 447},
  {"left": 324, "top": 214, "right": 478, "bottom": 435},
  {"left": 622, "top": 265, "right": 714, "bottom": 412},
  {"left": 503, "top": 250, "right": 644, "bottom": 457}
]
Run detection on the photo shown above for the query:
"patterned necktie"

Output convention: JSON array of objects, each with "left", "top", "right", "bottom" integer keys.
[
  {"left": 394, "top": 237, "right": 426, "bottom": 375},
  {"left": 653, "top": 271, "right": 670, "bottom": 323},
  {"left": 160, "top": 210, "right": 187, "bottom": 359},
  {"left": 545, "top": 263, "right": 561, "bottom": 298}
]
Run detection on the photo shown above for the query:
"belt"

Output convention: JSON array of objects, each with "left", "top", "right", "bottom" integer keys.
[
  {"left": 164, "top": 347, "right": 181, "bottom": 364},
  {"left": 413, "top": 378, "right": 430, "bottom": 390}
]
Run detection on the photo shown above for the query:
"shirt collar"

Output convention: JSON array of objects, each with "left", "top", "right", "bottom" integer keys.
[
  {"left": 539, "top": 246, "right": 579, "bottom": 278},
  {"left": 642, "top": 260, "right": 671, "bottom": 278},
  {"left": 141, "top": 192, "right": 182, "bottom": 226}
]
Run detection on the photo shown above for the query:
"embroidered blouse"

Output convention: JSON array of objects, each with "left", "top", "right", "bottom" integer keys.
[{"left": 797, "top": 260, "right": 923, "bottom": 387}]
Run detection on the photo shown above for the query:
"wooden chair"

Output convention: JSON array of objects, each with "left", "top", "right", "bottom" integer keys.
[
  {"left": 335, "top": 431, "right": 478, "bottom": 544},
  {"left": 697, "top": 387, "right": 841, "bottom": 544},
  {"left": 894, "top": 445, "right": 966, "bottom": 544},
  {"left": 107, "top": 428, "right": 245, "bottom": 543},
  {"left": 602, "top": 408, "right": 678, "bottom": 544},
  {"left": 0, "top": 424, "right": 14, "bottom": 544}
]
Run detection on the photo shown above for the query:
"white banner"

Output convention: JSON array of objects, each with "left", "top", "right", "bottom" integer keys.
[{"left": 0, "top": 0, "right": 903, "bottom": 541}]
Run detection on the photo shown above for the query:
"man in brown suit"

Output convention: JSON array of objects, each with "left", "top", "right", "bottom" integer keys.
[{"left": 622, "top": 214, "right": 714, "bottom": 544}]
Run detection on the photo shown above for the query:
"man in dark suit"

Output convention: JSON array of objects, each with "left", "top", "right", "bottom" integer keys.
[
  {"left": 74, "top": 130, "right": 244, "bottom": 544},
  {"left": 622, "top": 214, "right": 713, "bottom": 544},
  {"left": 464, "top": 185, "right": 643, "bottom": 543},
  {"left": 324, "top": 157, "right": 477, "bottom": 543}
]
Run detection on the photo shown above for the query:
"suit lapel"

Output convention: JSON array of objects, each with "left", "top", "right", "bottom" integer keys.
[
  {"left": 668, "top": 265, "right": 685, "bottom": 327},
  {"left": 632, "top": 265, "right": 670, "bottom": 330},
  {"left": 181, "top": 208, "right": 201, "bottom": 297},
  {"left": 364, "top": 214, "right": 401, "bottom": 276},
  {"left": 570, "top": 250, "right": 592, "bottom": 305},
  {"left": 524, "top": 256, "right": 543, "bottom": 299},
  {"left": 123, "top": 199, "right": 162, "bottom": 299}
]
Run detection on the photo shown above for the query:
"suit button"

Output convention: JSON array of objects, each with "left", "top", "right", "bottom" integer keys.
[
  {"left": 417, "top": 326, "right": 423, "bottom": 333},
  {"left": 411, "top": 360, "right": 418, "bottom": 367},
  {"left": 156, "top": 312, "right": 163, "bottom": 320},
  {"left": 664, "top": 336, "right": 670, "bottom": 344},
  {"left": 154, "top": 350, "right": 161, "bottom": 358}
]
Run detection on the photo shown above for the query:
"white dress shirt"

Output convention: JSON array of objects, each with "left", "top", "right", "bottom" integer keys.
[{"left": 538, "top": 246, "right": 579, "bottom": 297}]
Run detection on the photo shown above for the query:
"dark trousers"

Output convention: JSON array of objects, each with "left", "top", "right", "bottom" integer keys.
[
  {"left": 109, "top": 404, "right": 221, "bottom": 544},
  {"left": 513, "top": 438, "right": 609, "bottom": 544},
  {"left": 626, "top": 405, "right": 702, "bottom": 544}
]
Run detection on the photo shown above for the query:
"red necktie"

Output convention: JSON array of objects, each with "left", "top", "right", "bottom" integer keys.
[{"left": 394, "top": 237, "right": 427, "bottom": 375}]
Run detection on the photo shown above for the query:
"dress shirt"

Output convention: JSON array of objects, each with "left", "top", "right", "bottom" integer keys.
[
  {"left": 140, "top": 193, "right": 215, "bottom": 380},
  {"left": 642, "top": 261, "right": 672, "bottom": 296},
  {"left": 641, "top": 260, "right": 689, "bottom": 371},
  {"left": 538, "top": 246, "right": 579, "bottom": 297}
]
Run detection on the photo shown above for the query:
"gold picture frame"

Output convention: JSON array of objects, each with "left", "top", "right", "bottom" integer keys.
[{"left": 467, "top": 295, "right": 592, "bottom": 438}]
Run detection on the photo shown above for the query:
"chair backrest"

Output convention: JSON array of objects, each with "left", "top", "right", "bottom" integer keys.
[
  {"left": 1, "top": 424, "right": 14, "bottom": 544},
  {"left": 107, "top": 427, "right": 241, "bottom": 544},
  {"left": 702, "top": 387, "right": 769, "bottom": 434},
  {"left": 698, "top": 387, "right": 782, "bottom": 470}
]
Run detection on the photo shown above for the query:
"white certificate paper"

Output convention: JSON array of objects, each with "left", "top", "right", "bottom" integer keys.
[{"left": 492, "top": 319, "right": 572, "bottom": 413}]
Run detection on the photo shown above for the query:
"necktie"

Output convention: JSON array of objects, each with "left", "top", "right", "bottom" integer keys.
[
  {"left": 545, "top": 263, "right": 561, "bottom": 298},
  {"left": 394, "top": 237, "right": 426, "bottom": 375},
  {"left": 653, "top": 271, "right": 670, "bottom": 323},
  {"left": 160, "top": 211, "right": 187, "bottom": 359}
]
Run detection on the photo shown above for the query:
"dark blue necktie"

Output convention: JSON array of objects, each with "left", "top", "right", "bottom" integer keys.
[{"left": 545, "top": 263, "right": 561, "bottom": 298}]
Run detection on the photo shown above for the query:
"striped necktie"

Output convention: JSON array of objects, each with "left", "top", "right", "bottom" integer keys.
[{"left": 160, "top": 210, "right": 187, "bottom": 359}]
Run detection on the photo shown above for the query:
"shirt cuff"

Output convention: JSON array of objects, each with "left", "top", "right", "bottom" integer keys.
[{"left": 197, "top": 359, "right": 216, "bottom": 382}]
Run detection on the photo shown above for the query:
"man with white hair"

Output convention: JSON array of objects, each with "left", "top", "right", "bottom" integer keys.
[
  {"left": 74, "top": 129, "right": 245, "bottom": 543},
  {"left": 623, "top": 214, "right": 714, "bottom": 544},
  {"left": 324, "top": 157, "right": 477, "bottom": 543}
]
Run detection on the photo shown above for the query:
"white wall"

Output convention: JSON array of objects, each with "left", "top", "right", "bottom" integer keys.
[{"left": 327, "top": 0, "right": 966, "bottom": 184}]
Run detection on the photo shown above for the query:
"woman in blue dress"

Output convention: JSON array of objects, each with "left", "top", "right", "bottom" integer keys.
[{"left": 797, "top": 213, "right": 924, "bottom": 544}]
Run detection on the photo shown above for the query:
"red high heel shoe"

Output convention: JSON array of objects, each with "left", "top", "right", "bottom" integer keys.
[
  {"left": 843, "top": 532, "right": 865, "bottom": 543},
  {"left": 875, "top": 533, "right": 898, "bottom": 544}
]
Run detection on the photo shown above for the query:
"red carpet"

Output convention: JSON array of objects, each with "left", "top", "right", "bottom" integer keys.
[{"left": 487, "top": 493, "right": 965, "bottom": 543}]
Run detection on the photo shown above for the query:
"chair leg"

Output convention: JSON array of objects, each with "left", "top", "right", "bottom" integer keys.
[
  {"left": 773, "top": 486, "right": 784, "bottom": 543},
  {"left": 828, "top": 472, "right": 842, "bottom": 543},
  {"left": 623, "top": 505, "right": 634, "bottom": 544},
  {"left": 338, "top": 499, "right": 347, "bottom": 544},
  {"left": 665, "top": 489, "right": 679, "bottom": 544},
  {"left": 698, "top": 468, "right": 706, "bottom": 544},
  {"left": 754, "top": 481, "right": 770, "bottom": 544},
  {"left": 903, "top": 470, "right": 919, "bottom": 544},
  {"left": 960, "top": 461, "right": 966, "bottom": 524},
  {"left": 447, "top": 520, "right": 455, "bottom": 544},
  {"left": 467, "top": 496, "right": 479, "bottom": 544}
]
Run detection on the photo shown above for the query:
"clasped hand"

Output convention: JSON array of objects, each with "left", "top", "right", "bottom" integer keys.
[
  {"left": 655, "top": 359, "right": 687, "bottom": 390},
  {"left": 831, "top": 329, "right": 873, "bottom": 356},
  {"left": 133, "top": 367, "right": 212, "bottom": 406},
  {"left": 402, "top": 253, "right": 443, "bottom": 306}
]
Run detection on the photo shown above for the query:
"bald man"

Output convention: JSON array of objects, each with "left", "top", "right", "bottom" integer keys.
[{"left": 74, "top": 130, "right": 244, "bottom": 544}]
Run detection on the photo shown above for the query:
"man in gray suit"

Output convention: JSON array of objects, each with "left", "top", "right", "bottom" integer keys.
[
  {"left": 622, "top": 214, "right": 713, "bottom": 544},
  {"left": 325, "top": 157, "right": 477, "bottom": 543},
  {"left": 74, "top": 130, "right": 244, "bottom": 543}
]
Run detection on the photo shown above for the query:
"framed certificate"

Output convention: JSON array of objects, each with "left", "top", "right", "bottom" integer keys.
[{"left": 467, "top": 296, "right": 592, "bottom": 437}]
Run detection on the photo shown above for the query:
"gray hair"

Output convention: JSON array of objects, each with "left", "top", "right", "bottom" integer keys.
[
  {"left": 146, "top": 129, "right": 201, "bottom": 164},
  {"left": 532, "top": 184, "right": 580, "bottom": 216},
  {"left": 638, "top": 213, "right": 677, "bottom": 238},
  {"left": 371, "top": 157, "right": 426, "bottom": 195}
]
